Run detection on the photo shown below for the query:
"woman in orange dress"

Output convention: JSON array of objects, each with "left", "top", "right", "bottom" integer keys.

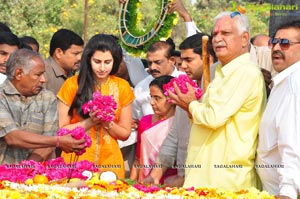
[{"left": 57, "top": 34, "right": 134, "bottom": 178}]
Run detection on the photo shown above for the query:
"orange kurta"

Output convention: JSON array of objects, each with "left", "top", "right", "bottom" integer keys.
[{"left": 57, "top": 75, "right": 134, "bottom": 178}]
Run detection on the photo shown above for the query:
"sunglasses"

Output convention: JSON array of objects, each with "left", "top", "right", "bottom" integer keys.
[
  {"left": 230, "top": 11, "right": 241, "bottom": 18},
  {"left": 268, "top": 38, "right": 300, "bottom": 50}
]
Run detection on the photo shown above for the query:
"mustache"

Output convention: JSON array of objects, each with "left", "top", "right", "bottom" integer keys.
[
  {"left": 149, "top": 69, "right": 160, "bottom": 74},
  {"left": 272, "top": 50, "right": 285, "bottom": 59},
  {"left": 213, "top": 41, "right": 227, "bottom": 47}
]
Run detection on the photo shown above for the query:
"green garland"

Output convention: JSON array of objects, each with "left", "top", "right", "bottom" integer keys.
[{"left": 119, "top": 0, "right": 178, "bottom": 57}]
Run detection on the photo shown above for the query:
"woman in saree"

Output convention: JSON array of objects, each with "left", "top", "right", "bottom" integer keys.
[
  {"left": 130, "top": 75, "right": 177, "bottom": 183},
  {"left": 57, "top": 34, "right": 134, "bottom": 178}
]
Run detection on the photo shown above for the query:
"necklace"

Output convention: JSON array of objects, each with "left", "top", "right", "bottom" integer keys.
[{"left": 95, "top": 76, "right": 110, "bottom": 92}]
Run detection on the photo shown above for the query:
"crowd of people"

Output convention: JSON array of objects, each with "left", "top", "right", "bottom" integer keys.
[{"left": 1, "top": 0, "right": 300, "bottom": 198}]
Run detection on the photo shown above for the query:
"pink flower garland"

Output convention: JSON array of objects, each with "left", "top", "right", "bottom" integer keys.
[
  {"left": 82, "top": 92, "right": 117, "bottom": 122},
  {"left": 57, "top": 127, "right": 92, "bottom": 156},
  {"left": 163, "top": 74, "right": 203, "bottom": 100},
  {"left": 0, "top": 158, "right": 99, "bottom": 183}
]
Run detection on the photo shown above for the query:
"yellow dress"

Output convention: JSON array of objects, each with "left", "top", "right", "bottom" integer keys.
[{"left": 57, "top": 75, "right": 134, "bottom": 178}]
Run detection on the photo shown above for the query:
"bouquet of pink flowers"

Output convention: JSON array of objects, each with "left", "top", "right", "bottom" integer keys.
[
  {"left": 82, "top": 91, "right": 117, "bottom": 122},
  {"left": 163, "top": 74, "right": 203, "bottom": 100},
  {"left": 57, "top": 127, "right": 92, "bottom": 156}
]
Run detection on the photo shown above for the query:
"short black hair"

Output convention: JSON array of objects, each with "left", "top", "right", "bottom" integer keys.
[
  {"left": 171, "top": 50, "right": 181, "bottom": 57},
  {"left": 149, "top": 75, "right": 174, "bottom": 93},
  {"left": 147, "top": 41, "right": 173, "bottom": 59},
  {"left": 0, "top": 31, "right": 20, "bottom": 47},
  {"left": 179, "top": 33, "right": 217, "bottom": 62},
  {"left": 49, "top": 29, "right": 84, "bottom": 56},
  {"left": 273, "top": 20, "right": 300, "bottom": 39},
  {"left": 166, "top": 37, "right": 176, "bottom": 51},
  {"left": 0, "top": 22, "right": 11, "bottom": 33},
  {"left": 19, "top": 36, "right": 40, "bottom": 52}
]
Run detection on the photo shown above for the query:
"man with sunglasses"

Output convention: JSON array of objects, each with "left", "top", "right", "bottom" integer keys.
[
  {"left": 168, "top": 11, "right": 266, "bottom": 191},
  {"left": 256, "top": 20, "right": 300, "bottom": 199}
]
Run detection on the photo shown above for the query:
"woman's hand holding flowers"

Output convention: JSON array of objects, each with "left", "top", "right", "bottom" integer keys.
[
  {"left": 82, "top": 92, "right": 117, "bottom": 129},
  {"left": 88, "top": 109, "right": 102, "bottom": 125}
]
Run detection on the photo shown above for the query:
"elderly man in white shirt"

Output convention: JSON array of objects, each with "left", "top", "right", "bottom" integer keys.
[{"left": 256, "top": 20, "right": 300, "bottom": 199}]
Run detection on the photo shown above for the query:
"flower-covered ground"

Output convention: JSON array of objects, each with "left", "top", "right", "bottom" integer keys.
[{"left": 0, "top": 158, "right": 275, "bottom": 199}]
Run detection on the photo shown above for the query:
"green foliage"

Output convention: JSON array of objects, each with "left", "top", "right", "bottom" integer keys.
[
  {"left": 44, "top": 0, "right": 65, "bottom": 25},
  {"left": 0, "top": 0, "right": 67, "bottom": 57},
  {"left": 0, "top": 0, "right": 270, "bottom": 57},
  {"left": 84, "top": 0, "right": 119, "bottom": 37},
  {"left": 60, "top": 0, "right": 84, "bottom": 36},
  {"left": 188, "top": 0, "right": 270, "bottom": 36}
]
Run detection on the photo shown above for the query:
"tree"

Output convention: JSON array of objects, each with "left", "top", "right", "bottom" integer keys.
[
  {"left": 0, "top": 0, "right": 270, "bottom": 57},
  {"left": 0, "top": 0, "right": 66, "bottom": 56}
]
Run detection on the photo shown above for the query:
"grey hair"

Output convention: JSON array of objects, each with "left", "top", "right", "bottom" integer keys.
[
  {"left": 214, "top": 11, "right": 250, "bottom": 36},
  {"left": 6, "top": 48, "right": 43, "bottom": 80}
]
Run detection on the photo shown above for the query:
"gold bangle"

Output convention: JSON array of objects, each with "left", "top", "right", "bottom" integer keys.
[{"left": 104, "top": 122, "right": 113, "bottom": 130}]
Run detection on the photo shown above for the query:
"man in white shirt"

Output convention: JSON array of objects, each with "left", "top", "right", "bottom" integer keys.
[
  {"left": 256, "top": 20, "right": 300, "bottom": 199},
  {"left": 167, "top": 0, "right": 201, "bottom": 38},
  {"left": 0, "top": 32, "right": 20, "bottom": 84},
  {"left": 133, "top": 41, "right": 185, "bottom": 120}
]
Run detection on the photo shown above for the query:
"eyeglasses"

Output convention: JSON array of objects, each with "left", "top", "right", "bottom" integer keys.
[{"left": 268, "top": 38, "right": 300, "bottom": 50}]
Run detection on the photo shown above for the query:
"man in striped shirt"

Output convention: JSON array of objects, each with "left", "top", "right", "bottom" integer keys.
[{"left": 0, "top": 49, "right": 85, "bottom": 164}]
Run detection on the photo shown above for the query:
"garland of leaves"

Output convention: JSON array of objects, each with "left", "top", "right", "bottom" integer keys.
[{"left": 119, "top": 0, "right": 178, "bottom": 57}]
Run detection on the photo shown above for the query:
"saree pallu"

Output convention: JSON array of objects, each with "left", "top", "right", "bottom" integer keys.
[{"left": 139, "top": 116, "right": 176, "bottom": 182}]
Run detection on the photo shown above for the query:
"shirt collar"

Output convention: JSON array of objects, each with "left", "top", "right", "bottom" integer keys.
[
  {"left": 47, "top": 57, "right": 68, "bottom": 78},
  {"left": 171, "top": 66, "right": 178, "bottom": 74},
  {"left": 1, "top": 79, "right": 38, "bottom": 102},
  {"left": 272, "top": 60, "right": 300, "bottom": 86},
  {"left": 217, "top": 53, "right": 250, "bottom": 77},
  {"left": 2, "top": 79, "right": 21, "bottom": 95}
]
